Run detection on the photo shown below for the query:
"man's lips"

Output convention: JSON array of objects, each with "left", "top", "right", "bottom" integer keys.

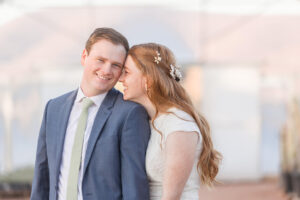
[{"left": 96, "top": 73, "right": 111, "bottom": 81}]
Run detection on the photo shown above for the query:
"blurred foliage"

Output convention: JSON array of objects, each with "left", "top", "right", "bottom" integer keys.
[
  {"left": 0, "top": 166, "right": 34, "bottom": 184},
  {"left": 281, "top": 97, "right": 300, "bottom": 172}
]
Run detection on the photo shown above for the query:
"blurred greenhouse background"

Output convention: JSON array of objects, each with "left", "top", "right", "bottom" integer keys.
[{"left": 1, "top": 0, "right": 300, "bottom": 199}]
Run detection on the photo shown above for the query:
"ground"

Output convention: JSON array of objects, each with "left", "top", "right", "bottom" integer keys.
[{"left": 0, "top": 179, "right": 293, "bottom": 200}]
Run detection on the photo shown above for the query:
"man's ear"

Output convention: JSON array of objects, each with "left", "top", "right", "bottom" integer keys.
[{"left": 81, "top": 49, "right": 88, "bottom": 66}]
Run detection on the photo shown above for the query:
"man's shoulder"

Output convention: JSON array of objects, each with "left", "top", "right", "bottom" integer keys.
[
  {"left": 113, "top": 91, "right": 145, "bottom": 111},
  {"left": 48, "top": 89, "right": 77, "bottom": 105}
]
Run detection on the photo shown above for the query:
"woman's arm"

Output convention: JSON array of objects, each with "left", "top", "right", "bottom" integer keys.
[{"left": 161, "top": 131, "right": 199, "bottom": 200}]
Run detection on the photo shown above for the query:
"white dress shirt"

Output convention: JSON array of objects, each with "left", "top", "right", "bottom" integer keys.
[{"left": 57, "top": 87, "right": 107, "bottom": 200}]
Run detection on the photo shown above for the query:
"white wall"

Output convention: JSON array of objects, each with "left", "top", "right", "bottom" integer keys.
[{"left": 201, "top": 65, "right": 261, "bottom": 181}]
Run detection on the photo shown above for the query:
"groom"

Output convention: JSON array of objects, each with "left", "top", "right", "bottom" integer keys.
[{"left": 31, "top": 28, "right": 150, "bottom": 200}]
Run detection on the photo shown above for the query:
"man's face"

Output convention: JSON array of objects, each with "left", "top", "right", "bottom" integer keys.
[{"left": 81, "top": 39, "right": 127, "bottom": 96}]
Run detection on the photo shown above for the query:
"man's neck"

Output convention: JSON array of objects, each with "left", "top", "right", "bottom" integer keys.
[{"left": 80, "top": 85, "right": 105, "bottom": 97}]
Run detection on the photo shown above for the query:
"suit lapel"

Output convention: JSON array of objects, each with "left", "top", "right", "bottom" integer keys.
[
  {"left": 55, "top": 90, "right": 77, "bottom": 183},
  {"left": 82, "top": 89, "right": 119, "bottom": 177}
]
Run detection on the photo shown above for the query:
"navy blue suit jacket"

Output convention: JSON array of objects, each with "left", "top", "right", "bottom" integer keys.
[{"left": 31, "top": 88, "right": 150, "bottom": 200}]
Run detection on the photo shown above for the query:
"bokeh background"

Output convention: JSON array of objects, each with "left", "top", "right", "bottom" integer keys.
[{"left": 1, "top": 0, "right": 300, "bottom": 199}]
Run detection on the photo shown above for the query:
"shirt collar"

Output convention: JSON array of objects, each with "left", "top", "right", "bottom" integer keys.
[{"left": 75, "top": 87, "right": 108, "bottom": 107}]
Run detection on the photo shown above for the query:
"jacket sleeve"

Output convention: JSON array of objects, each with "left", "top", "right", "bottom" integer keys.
[
  {"left": 30, "top": 100, "right": 51, "bottom": 200},
  {"left": 120, "top": 105, "right": 151, "bottom": 200}
]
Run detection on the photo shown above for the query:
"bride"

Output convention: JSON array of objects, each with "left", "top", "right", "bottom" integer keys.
[{"left": 119, "top": 43, "right": 222, "bottom": 200}]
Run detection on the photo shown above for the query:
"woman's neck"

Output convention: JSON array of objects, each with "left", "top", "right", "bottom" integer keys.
[{"left": 138, "top": 97, "right": 156, "bottom": 119}]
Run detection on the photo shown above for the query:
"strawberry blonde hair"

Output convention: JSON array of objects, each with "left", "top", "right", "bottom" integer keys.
[{"left": 128, "top": 43, "right": 222, "bottom": 186}]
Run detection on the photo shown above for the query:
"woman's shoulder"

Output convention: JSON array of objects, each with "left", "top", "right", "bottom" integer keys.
[
  {"left": 155, "top": 107, "right": 200, "bottom": 137},
  {"left": 158, "top": 107, "right": 194, "bottom": 123}
]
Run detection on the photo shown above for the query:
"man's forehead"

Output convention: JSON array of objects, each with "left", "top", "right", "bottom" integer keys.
[{"left": 89, "top": 42, "right": 126, "bottom": 61}]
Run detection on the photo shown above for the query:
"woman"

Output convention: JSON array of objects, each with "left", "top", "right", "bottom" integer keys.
[{"left": 119, "top": 43, "right": 221, "bottom": 200}]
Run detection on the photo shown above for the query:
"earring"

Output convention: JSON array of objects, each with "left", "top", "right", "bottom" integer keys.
[{"left": 145, "top": 83, "right": 148, "bottom": 92}]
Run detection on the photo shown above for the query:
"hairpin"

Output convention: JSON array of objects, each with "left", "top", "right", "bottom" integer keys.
[
  {"left": 154, "top": 51, "right": 161, "bottom": 64},
  {"left": 170, "top": 64, "right": 182, "bottom": 81}
]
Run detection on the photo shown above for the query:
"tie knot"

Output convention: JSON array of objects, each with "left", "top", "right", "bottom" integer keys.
[{"left": 81, "top": 97, "right": 94, "bottom": 110}]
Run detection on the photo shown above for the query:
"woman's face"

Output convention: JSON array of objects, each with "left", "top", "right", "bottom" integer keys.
[{"left": 119, "top": 55, "right": 148, "bottom": 103}]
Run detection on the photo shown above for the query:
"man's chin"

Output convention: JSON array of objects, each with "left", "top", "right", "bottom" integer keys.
[
  {"left": 90, "top": 86, "right": 110, "bottom": 95},
  {"left": 93, "top": 83, "right": 114, "bottom": 92}
]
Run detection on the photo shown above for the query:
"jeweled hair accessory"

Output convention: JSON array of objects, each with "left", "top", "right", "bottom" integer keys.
[
  {"left": 170, "top": 64, "right": 182, "bottom": 82},
  {"left": 154, "top": 51, "right": 161, "bottom": 64}
]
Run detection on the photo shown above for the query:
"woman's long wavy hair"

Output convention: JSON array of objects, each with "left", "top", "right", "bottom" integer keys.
[{"left": 128, "top": 43, "right": 222, "bottom": 186}]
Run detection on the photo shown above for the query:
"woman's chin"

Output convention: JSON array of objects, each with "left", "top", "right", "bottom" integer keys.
[
  {"left": 124, "top": 95, "right": 139, "bottom": 103},
  {"left": 123, "top": 93, "right": 131, "bottom": 101},
  {"left": 123, "top": 92, "right": 142, "bottom": 104}
]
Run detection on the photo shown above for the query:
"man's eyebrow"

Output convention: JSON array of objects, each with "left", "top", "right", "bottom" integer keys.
[{"left": 96, "top": 56, "right": 107, "bottom": 60}]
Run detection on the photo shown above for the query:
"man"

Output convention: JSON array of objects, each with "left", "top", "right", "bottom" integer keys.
[{"left": 31, "top": 28, "right": 150, "bottom": 200}]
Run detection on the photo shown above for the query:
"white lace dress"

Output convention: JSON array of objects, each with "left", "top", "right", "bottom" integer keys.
[{"left": 146, "top": 107, "right": 202, "bottom": 200}]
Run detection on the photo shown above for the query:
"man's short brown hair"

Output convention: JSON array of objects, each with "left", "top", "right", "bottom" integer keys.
[{"left": 85, "top": 27, "right": 129, "bottom": 55}]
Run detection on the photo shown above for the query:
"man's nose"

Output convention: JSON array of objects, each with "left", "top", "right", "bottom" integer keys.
[{"left": 101, "top": 63, "right": 112, "bottom": 74}]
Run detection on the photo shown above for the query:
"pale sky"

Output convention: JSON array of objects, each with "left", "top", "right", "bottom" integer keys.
[
  {"left": 2, "top": 0, "right": 300, "bottom": 13},
  {"left": 1, "top": 0, "right": 300, "bottom": 26}
]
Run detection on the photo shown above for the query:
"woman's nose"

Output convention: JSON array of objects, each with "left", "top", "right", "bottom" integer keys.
[{"left": 119, "top": 72, "right": 125, "bottom": 82}]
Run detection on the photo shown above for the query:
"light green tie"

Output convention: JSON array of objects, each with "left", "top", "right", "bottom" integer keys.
[{"left": 66, "top": 97, "right": 94, "bottom": 200}]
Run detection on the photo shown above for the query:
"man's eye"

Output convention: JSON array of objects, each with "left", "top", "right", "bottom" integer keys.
[
  {"left": 98, "top": 59, "right": 104, "bottom": 62},
  {"left": 113, "top": 64, "right": 121, "bottom": 68}
]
